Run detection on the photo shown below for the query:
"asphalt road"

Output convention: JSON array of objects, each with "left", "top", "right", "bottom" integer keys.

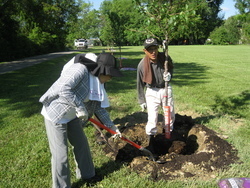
[{"left": 0, "top": 51, "right": 76, "bottom": 74}]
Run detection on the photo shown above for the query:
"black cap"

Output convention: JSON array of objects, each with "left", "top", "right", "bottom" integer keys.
[
  {"left": 91, "top": 53, "right": 123, "bottom": 77},
  {"left": 143, "top": 38, "right": 158, "bottom": 49}
]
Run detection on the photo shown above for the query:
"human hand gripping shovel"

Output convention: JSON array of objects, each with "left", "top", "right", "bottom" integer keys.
[{"left": 89, "top": 118, "right": 166, "bottom": 164}]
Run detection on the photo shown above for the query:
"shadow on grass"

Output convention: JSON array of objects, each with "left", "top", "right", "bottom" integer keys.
[
  {"left": 211, "top": 90, "right": 250, "bottom": 119},
  {"left": 172, "top": 62, "right": 209, "bottom": 86},
  {"left": 0, "top": 54, "right": 76, "bottom": 121},
  {"left": 71, "top": 160, "right": 123, "bottom": 188},
  {"left": 193, "top": 90, "right": 250, "bottom": 124},
  {"left": 194, "top": 115, "right": 218, "bottom": 125}
]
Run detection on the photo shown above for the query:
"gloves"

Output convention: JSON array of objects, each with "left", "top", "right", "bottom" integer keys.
[
  {"left": 110, "top": 125, "right": 122, "bottom": 139},
  {"left": 76, "top": 108, "right": 89, "bottom": 121},
  {"left": 163, "top": 72, "right": 171, "bottom": 82},
  {"left": 140, "top": 103, "right": 147, "bottom": 112}
]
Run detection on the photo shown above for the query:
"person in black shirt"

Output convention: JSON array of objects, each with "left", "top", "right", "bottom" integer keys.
[{"left": 137, "top": 38, "right": 175, "bottom": 153}]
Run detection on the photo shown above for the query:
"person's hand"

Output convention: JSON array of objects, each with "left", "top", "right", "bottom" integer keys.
[
  {"left": 140, "top": 103, "right": 147, "bottom": 112},
  {"left": 163, "top": 72, "right": 171, "bottom": 82},
  {"left": 110, "top": 125, "right": 122, "bottom": 139},
  {"left": 76, "top": 108, "right": 89, "bottom": 121}
]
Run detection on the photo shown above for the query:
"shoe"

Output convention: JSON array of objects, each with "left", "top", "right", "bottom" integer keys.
[
  {"left": 86, "top": 175, "right": 103, "bottom": 183},
  {"left": 71, "top": 175, "right": 103, "bottom": 187}
]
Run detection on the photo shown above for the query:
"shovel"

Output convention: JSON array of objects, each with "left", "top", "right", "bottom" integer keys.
[{"left": 89, "top": 117, "right": 163, "bottom": 163}]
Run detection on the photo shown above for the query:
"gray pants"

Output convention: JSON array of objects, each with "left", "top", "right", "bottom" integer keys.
[{"left": 45, "top": 118, "right": 95, "bottom": 188}]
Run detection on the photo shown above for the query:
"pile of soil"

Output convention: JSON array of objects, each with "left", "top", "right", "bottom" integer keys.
[{"left": 100, "top": 112, "right": 239, "bottom": 181}]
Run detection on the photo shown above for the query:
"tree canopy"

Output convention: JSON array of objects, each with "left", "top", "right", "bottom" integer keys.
[
  {"left": 0, "top": 0, "right": 249, "bottom": 61},
  {"left": 208, "top": 0, "right": 250, "bottom": 44},
  {"left": 0, "top": 0, "right": 79, "bottom": 61}
]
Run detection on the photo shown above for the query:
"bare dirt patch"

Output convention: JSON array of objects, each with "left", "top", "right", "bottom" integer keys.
[{"left": 100, "top": 112, "right": 239, "bottom": 181}]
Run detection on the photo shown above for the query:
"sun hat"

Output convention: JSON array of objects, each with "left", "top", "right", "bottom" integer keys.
[
  {"left": 91, "top": 53, "right": 123, "bottom": 77},
  {"left": 143, "top": 38, "right": 159, "bottom": 49}
]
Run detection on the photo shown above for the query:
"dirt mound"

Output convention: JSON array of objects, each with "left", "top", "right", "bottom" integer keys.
[{"left": 100, "top": 113, "right": 239, "bottom": 181}]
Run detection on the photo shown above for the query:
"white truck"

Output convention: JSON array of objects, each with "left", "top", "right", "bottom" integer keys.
[{"left": 74, "top": 39, "right": 88, "bottom": 49}]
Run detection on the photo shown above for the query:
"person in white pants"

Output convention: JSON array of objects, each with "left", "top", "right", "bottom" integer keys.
[
  {"left": 145, "top": 85, "right": 175, "bottom": 135},
  {"left": 137, "top": 38, "right": 175, "bottom": 153}
]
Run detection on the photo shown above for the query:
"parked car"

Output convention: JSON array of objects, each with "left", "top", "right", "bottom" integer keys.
[{"left": 74, "top": 39, "right": 88, "bottom": 49}]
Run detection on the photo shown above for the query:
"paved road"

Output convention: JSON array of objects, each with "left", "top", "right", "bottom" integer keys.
[{"left": 0, "top": 51, "right": 77, "bottom": 74}]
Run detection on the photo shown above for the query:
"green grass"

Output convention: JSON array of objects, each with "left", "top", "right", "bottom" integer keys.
[{"left": 0, "top": 45, "right": 249, "bottom": 187}]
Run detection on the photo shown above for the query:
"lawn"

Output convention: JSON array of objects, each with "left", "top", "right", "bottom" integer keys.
[{"left": 0, "top": 45, "right": 249, "bottom": 188}]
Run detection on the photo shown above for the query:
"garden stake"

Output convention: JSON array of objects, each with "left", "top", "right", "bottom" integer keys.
[{"left": 163, "top": 40, "right": 171, "bottom": 139}]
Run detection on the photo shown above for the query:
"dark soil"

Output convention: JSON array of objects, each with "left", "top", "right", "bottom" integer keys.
[{"left": 99, "top": 112, "right": 240, "bottom": 181}]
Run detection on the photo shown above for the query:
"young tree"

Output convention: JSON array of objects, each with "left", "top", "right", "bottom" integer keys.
[
  {"left": 134, "top": 0, "right": 200, "bottom": 44},
  {"left": 134, "top": 0, "right": 223, "bottom": 44},
  {"left": 134, "top": 0, "right": 203, "bottom": 69}
]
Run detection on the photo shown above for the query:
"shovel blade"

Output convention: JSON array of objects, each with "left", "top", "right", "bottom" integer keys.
[{"left": 140, "top": 148, "right": 156, "bottom": 161}]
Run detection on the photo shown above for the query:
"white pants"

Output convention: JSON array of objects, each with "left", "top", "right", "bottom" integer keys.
[
  {"left": 145, "top": 85, "right": 175, "bottom": 135},
  {"left": 45, "top": 118, "right": 95, "bottom": 188}
]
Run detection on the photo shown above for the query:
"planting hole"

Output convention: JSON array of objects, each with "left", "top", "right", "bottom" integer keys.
[{"left": 98, "top": 113, "right": 239, "bottom": 181}]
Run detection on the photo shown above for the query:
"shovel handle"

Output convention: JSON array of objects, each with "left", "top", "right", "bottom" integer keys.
[{"left": 89, "top": 118, "right": 142, "bottom": 150}]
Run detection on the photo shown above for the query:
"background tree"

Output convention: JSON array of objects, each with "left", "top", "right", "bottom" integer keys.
[
  {"left": 66, "top": 1, "right": 101, "bottom": 48},
  {"left": 99, "top": 0, "right": 113, "bottom": 46},
  {"left": 234, "top": 0, "right": 250, "bottom": 14},
  {"left": 189, "top": 0, "right": 224, "bottom": 44},
  {"left": 16, "top": 0, "right": 80, "bottom": 52},
  {"left": 99, "top": 0, "right": 143, "bottom": 46},
  {"left": 0, "top": 0, "right": 80, "bottom": 61},
  {"left": 234, "top": 0, "right": 250, "bottom": 44},
  {"left": 241, "top": 14, "right": 250, "bottom": 43},
  {"left": 0, "top": 0, "right": 30, "bottom": 60},
  {"left": 208, "top": 0, "right": 250, "bottom": 45},
  {"left": 209, "top": 16, "right": 240, "bottom": 44}
]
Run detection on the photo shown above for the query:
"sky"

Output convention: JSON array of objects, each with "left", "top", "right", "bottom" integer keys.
[
  {"left": 90, "top": 0, "right": 238, "bottom": 19},
  {"left": 220, "top": 0, "right": 238, "bottom": 19}
]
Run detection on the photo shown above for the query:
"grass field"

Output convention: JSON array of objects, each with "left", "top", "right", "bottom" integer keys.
[{"left": 0, "top": 45, "right": 249, "bottom": 188}]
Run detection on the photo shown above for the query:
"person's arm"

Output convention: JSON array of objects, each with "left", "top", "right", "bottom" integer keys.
[
  {"left": 94, "top": 103, "right": 121, "bottom": 136},
  {"left": 137, "top": 60, "right": 146, "bottom": 104},
  {"left": 94, "top": 103, "right": 114, "bottom": 128}
]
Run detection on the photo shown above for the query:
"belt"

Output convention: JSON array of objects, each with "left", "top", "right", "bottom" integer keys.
[{"left": 148, "top": 85, "right": 164, "bottom": 88}]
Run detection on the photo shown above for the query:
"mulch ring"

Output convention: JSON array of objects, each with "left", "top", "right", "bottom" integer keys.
[{"left": 100, "top": 112, "right": 240, "bottom": 181}]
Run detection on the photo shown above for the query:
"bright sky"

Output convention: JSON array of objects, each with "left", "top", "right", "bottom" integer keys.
[
  {"left": 90, "top": 0, "right": 238, "bottom": 19},
  {"left": 220, "top": 0, "right": 238, "bottom": 19}
]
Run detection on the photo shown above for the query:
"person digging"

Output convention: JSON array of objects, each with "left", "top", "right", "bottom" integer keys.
[
  {"left": 62, "top": 53, "right": 116, "bottom": 146},
  {"left": 39, "top": 52, "right": 123, "bottom": 188}
]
